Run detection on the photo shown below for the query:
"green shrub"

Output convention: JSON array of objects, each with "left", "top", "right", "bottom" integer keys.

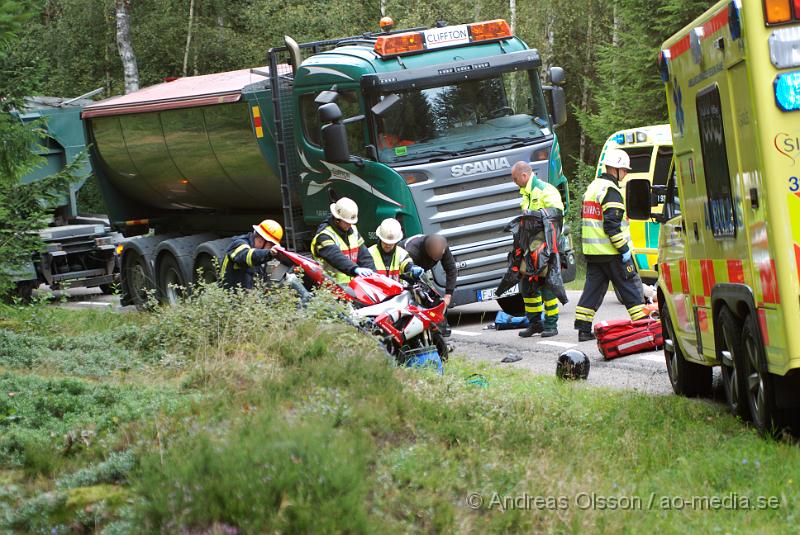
[{"left": 135, "top": 416, "right": 371, "bottom": 534}]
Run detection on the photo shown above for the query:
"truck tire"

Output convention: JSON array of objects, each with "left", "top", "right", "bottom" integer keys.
[
  {"left": 157, "top": 254, "right": 189, "bottom": 305},
  {"left": 661, "top": 306, "right": 712, "bottom": 397},
  {"left": 717, "top": 307, "right": 749, "bottom": 419},
  {"left": 498, "top": 294, "right": 525, "bottom": 317},
  {"left": 3, "top": 281, "right": 36, "bottom": 303},
  {"left": 122, "top": 249, "right": 156, "bottom": 310},
  {"left": 740, "top": 314, "right": 780, "bottom": 435},
  {"left": 193, "top": 253, "right": 218, "bottom": 285}
]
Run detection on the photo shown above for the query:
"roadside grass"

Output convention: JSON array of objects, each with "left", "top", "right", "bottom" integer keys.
[{"left": 1, "top": 285, "right": 799, "bottom": 533}]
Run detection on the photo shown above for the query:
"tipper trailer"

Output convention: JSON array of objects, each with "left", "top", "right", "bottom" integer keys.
[{"left": 82, "top": 19, "right": 574, "bottom": 309}]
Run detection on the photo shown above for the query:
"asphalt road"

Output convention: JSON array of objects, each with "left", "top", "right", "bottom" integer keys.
[
  {"left": 445, "top": 290, "right": 680, "bottom": 395},
  {"left": 45, "top": 287, "right": 721, "bottom": 397}
]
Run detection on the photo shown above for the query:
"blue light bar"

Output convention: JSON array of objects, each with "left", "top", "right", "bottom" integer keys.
[
  {"left": 775, "top": 71, "right": 800, "bottom": 112},
  {"left": 615, "top": 133, "right": 625, "bottom": 144}
]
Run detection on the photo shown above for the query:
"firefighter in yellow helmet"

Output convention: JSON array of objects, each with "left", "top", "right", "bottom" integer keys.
[
  {"left": 311, "top": 197, "right": 375, "bottom": 283},
  {"left": 575, "top": 148, "right": 645, "bottom": 341},
  {"left": 221, "top": 219, "right": 283, "bottom": 290},
  {"left": 368, "top": 218, "right": 423, "bottom": 281}
]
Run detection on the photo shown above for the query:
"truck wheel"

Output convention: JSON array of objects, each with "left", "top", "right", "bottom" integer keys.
[
  {"left": 3, "top": 281, "right": 36, "bottom": 303},
  {"left": 157, "top": 254, "right": 188, "bottom": 305},
  {"left": 661, "top": 306, "right": 712, "bottom": 397},
  {"left": 122, "top": 250, "right": 156, "bottom": 309},
  {"left": 99, "top": 283, "right": 115, "bottom": 295},
  {"left": 740, "top": 314, "right": 779, "bottom": 435},
  {"left": 193, "top": 254, "right": 218, "bottom": 285},
  {"left": 717, "top": 307, "right": 749, "bottom": 419},
  {"left": 498, "top": 294, "right": 525, "bottom": 317}
]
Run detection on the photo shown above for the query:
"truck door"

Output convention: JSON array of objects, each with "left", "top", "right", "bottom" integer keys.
[
  {"left": 296, "top": 87, "right": 418, "bottom": 243},
  {"left": 660, "top": 162, "right": 700, "bottom": 361}
]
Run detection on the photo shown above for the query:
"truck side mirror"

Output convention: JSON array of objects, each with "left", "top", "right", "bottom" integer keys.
[
  {"left": 318, "top": 103, "right": 351, "bottom": 163},
  {"left": 371, "top": 93, "right": 400, "bottom": 117},
  {"left": 626, "top": 179, "right": 654, "bottom": 220},
  {"left": 549, "top": 66, "right": 565, "bottom": 85},
  {"left": 543, "top": 86, "right": 567, "bottom": 128}
]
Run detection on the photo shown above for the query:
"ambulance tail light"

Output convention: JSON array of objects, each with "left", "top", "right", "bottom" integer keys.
[
  {"left": 775, "top": 70, "right": 800, "bottom": 111},
  {"left": 468, "top": 20, "right": 512, "bottom": 42},
  {"left": 763, "top": 0, "right": 793, "bottom": 25},
  {"left": 374, "top": 32, "right": 424, "bottom": 56}
]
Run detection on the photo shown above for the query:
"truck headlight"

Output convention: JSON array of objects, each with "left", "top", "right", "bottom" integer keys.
[
  {"left": 775, "top": 71, "right": 800, "bottom": 111},
  {"left": 769, "top": 26, "right": 800, "bottom": 69}
]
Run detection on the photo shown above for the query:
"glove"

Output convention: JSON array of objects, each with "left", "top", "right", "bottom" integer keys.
[
  {"left": 410, "top": 266, "right": 425, "bottom": 279},
  {"left": 621, "top": 250, "right": 632, "bottom": 263},
  {"left": 354, "top": 267, "right": 374, "bottom": 277}
]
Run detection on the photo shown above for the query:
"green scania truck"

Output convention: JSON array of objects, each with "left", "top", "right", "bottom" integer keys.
[{"left": 82, "top": 18, "right": 574, "bottom": 309}]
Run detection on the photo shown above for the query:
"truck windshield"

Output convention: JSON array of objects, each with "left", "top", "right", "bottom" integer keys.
[{"left": 373, "top": 69, "right": 550, "bottom": 164}]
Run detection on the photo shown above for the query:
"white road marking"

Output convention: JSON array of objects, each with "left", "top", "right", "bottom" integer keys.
[
  {"left": 75, "top": 301, "right": 113, "bottom": 307},
  {"left": 451, "top": 329, "right": 482, "bottom": 337},
  {"left": 639, "top": 354, "right": 664, "bottom": 363},
  {"left": 537, "top": 340, "right": 576, "bottom": 349}
]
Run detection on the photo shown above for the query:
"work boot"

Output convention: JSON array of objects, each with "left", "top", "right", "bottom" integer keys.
[
  {"left": 578, "top": 330, "right": 595, "bottom": 342},
  {"left": 519, "top": 322, "right": 544, "bottom": 338},
  {"left": 542, "top": 328, "right": 558, "bottom": 338}
]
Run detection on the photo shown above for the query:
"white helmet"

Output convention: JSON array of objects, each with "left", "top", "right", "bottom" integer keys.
[
  {"left": 330, "top": 197, "right": 359, "bottom": 224},
  {"left": 376, "top": 218, "right": 403, "bottom": 244},
  {"left": 602, "top": 148, "right": 632, "bottom": 171}
]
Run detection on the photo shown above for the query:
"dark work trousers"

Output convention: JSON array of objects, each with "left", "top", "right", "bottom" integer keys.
[{"left": 574, "top": 259, "right": 645, "bottom": 332}]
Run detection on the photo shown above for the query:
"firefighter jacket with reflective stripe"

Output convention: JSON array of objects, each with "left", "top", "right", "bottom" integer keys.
[
  {"left": 520, "top": 176, "right": 564, "bottom": 212},
  {"left": 221, "top": 232, "right": 271, "bottom": 290},
  {"left": 368, "top": 244, "right": 412, "bottom": 280},
  {"left": 311, "top": 220, "right": 374, "bottom": 283},
  {"left": 581, "top": 174, "right": 630, "bottom": 258}
]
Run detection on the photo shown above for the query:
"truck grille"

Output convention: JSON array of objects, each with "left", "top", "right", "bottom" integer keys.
[{"left": 413, "top": 170, "right": 520, "bottom": 288}]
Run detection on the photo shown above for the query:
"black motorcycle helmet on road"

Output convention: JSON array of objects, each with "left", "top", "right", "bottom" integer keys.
[{"left": 556, "top": 350, "right": 590, "bottom": 380}]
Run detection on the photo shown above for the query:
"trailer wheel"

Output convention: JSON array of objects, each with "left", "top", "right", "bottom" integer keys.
[
  {"left": 740, "top": 314, "right": 780, "bottom": 435},
  {"left": 193, "top": 254, "right": 219, "bottom": 285},
  {"left": 498, "top": 294, "right": 525, "bottom": 317},
  {"left": 122, "top": 250, "right": 156, "bottom": 310},
  {"left": 3, "top": 281, "right": 36, "bottom": 303},
  {"left": 717, "top": 307, "right": 749, "bottom": 419},
  {"left": 662, "top": 306, "right": 712, "bottom": 397},
  {"left": 157, "top": 254, "right": 189, "bottom": 305}
]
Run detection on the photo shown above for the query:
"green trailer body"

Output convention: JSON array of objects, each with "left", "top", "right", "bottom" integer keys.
[
  {"left": 8, "top": 97, "right": 121, "bottom": 298},
  {"left": 82, "top": 20, "right": 574, "bottom": 310}
]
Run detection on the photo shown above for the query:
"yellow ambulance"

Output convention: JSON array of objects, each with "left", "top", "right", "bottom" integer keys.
[
  {"left": 627, "top": 0, "right": 800, "bottom": 434},
  {"left": 595, "top": 124, "right": 673, "bottom": 284}
]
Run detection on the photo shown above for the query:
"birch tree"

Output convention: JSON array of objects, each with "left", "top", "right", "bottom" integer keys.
[{"left": 115, "top": 0, "right": 139, "bottom": 93}]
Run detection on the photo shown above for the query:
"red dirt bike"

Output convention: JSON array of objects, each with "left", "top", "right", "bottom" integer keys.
[{"left": 270, "top": 245, "right": 449, "bottom": 367}]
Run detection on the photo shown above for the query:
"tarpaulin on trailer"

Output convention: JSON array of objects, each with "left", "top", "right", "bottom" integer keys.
[{"left": 81, "top": 65, "right": 291, "bottom": 118}]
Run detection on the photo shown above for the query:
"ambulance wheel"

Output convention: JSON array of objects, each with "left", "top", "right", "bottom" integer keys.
[
  {"left": 718, "top": 307, "right": 750, "bottom": 419},
  {"left": 498, "top": 294, "right": 525, "bottom": 317},
  {"left": 661, "top": 306, "right": 712, "bottom": 397},
  {"left": 740, "top": 314, "right": 779, "bottom": 436}
]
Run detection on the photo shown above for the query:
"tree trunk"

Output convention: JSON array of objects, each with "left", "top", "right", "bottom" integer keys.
[
  {"left": 579, "top": 9, "right": 593, "bottom": 164},
  {"left": 380, "top": 0, "right": 386, "bottom": 17},
  {"left": 182, "top": 0, "right": 195, "bottom": 77},
  {"left": 115, "top": 0, "right": 139, "bottom": 93}
]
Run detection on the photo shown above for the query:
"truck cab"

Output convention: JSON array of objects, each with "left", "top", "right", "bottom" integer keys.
[
  {"left": 627, "top": 0, "right": 800, "bottom": 434},
  {"left": 271, "top": 19, "right": 573, "bottom": 309}
]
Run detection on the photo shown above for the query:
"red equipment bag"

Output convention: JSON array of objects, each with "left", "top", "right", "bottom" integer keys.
[{"left": 594, "top": 316, "right": 663, "bottom": 360}]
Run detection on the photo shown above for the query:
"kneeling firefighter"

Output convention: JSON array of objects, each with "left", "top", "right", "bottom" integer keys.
[
  {"left": 311, "top": 197, "right": 376, "bottom": 283},
  {"left": 368, "top": 218, "right": 423, "bottom": 281},
  {"left": 221, "top": 219, "right": 284, "bottom": 290}
]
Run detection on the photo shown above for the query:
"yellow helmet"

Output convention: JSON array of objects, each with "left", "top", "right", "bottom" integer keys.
[{"left": 253, "top": 219, "right": 283, "bottom": 245}]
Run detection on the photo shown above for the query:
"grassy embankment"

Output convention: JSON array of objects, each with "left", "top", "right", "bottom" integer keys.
[{"left": 0, "top": 285, "right": 798, "bottom": 533}]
